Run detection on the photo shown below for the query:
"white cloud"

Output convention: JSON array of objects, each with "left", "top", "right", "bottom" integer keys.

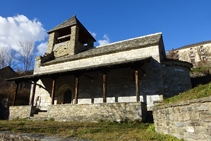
[
  {"left": 0, "top": 14, "right": 47, "bottom": 51},
  {"left": 98, "top": 34, "right": 110, "bottom": 46},
  {"left": 91, "top": 32, "right": 96, "bottom": 38},
  {"left": 37, "top": 42, "right": 48, "bottom": 55},
  {"left": 88, "top": 31, "right": 96, "bottom": 38}
]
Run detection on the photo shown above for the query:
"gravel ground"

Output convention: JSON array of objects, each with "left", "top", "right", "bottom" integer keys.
[{"left": 0, "top": 131, "right": 96, "bottom": 141}]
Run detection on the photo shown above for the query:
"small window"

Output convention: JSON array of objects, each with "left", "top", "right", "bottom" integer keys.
[
  {"left": 200, "top": 49, "right": 205, "bottom": 55},
  {"left": 191, "top": 59, "right": 195, "bottom": 64},
  {"left": 190, "top": 51, "right": 195, "bottom": 57},
  {"left": 202, "top": 57, "right": 206, "bottom": 61}
]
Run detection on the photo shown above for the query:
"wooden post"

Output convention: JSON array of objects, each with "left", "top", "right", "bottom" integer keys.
[
  {"left": 103, "top": 73, "right": 107, "bottom": 103},
  {"left": 30, "top": 81, "right": 37, "bottom": 106},
  {"left": 74, "top": 77, "right": 79, "bottom": 104},
  {"left": 135, "top": 70, "right": 140, "bottom": 102},
  {"left": 12, "top": 82, "right": 19, "bottom": 106},
  {"left": 51, "top": 79, "right": 56, "bottom": 105}
]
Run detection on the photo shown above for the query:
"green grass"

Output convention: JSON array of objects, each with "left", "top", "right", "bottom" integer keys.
[
  {"left": 0, "top": 120, "right": 182, "bottom": 141},
  {"left": 190, "top": 67, "right": 211, "bottom": 74},
  {"left": 161, "top": 82, "right": 211, "bottom": 105}
]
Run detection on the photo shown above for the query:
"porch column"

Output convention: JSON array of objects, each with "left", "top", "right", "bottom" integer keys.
[
  {"left": 30, "top": 80, "right": 37, "bottom": 106},
  {"left": 51, "top": 78, "right": 57, "bottom": 105},
  {"left": 74, "top": 76, "right": 79, "bottom": 104},
  {"left": 135, "top": 70, "right": 140, "bottom": 102},
  {"left": 12, "top": 81, "right": 19, "bottom": 106},
  {"left": 103, "top": 73, "right": 107, "bottom": 103}
]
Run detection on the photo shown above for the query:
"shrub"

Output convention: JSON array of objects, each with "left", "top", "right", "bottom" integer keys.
[{"left": 146, "top": 124, "right": 155, "bottom": 133}]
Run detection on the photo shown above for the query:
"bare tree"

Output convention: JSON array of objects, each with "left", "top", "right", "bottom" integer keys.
[
  {"left": 166, "top": 49, "right": 179, "bottom": 59},
  {"left": 17, "top": 41, "right": 37, "bottom": 72},
  {"left": 0, "top": 47, "right": 14, "bottom": 69}
]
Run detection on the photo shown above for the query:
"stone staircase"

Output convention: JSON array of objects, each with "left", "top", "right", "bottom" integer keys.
[{"left": 29, "top": 111, "right": 48, "bottom": 121}]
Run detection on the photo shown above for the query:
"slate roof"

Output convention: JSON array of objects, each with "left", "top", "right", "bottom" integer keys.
[
  {"left": 42, "top": 32, "right": 163, "bottom": 65},
  {"left": 47, "top": 15, "right": 96, "bottom": 41},
  {"left": 174, "top": 40, "right": 211, "bottom": 51}
]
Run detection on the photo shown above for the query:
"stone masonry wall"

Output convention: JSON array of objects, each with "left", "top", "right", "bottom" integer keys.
[
  {"left": 47, "top": 31, "right": 59, "bottom": 54},
  {"left": 34, "top": 45, "right": 160, "bottom": 74},
  {"left": 47, "top": 102, "right": 147, "bottom": 122},
  {"left": 153, "top": 96, "right": 211, "bottom": 140},
  {"left": 53, "top": 41, "right": 70, "bottom": 58},
  {"left": 9, "top": 105, "right": 36, "bottom": 120},
  {"left": 32, "top": 34, "right": 164, "bottom": 110},
  {"left": 162, "top": 64, "right": 192, "bottom": 98},
  {"left": 31, "top": 44, "right": 164, "bottom": 110},
  {"left": 32, "top": 65, "right": 163, "bottom": 110}
]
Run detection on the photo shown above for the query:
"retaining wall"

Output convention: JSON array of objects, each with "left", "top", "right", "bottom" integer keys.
[
  {"left": 9, "top": 105, "right": 37, "bottom": 120},
  {"left": 47, "top": 102, "right": 147, "bottom": 122},
  {"left": 153, "top": 96, "right": 211, "bottom": 140}
]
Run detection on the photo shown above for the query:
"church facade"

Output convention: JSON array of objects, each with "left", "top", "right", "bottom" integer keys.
[{"left": 8, "top": 16, "right": 192, "bottom": 121}]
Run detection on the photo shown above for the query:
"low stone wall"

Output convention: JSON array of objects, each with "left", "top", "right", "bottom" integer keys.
[
  {"left": 47, "top": 102, "right": 147, "bottom": 122},
  {"left": 9, "top": 105, "right": 37, "bottom": 120},
  {"left": 153, "top": 96, "right": 211, "bottom": 140}
]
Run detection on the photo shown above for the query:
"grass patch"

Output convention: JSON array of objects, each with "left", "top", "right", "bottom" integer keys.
[
  {"left": 190, "top": 67, "right": 211, "bottom": 74},
  {"left": 161, "top": 82, "right": 211, "bottom": 105},
  {"left": 0, "top": 120, "right": 182, "bottom": 141}
]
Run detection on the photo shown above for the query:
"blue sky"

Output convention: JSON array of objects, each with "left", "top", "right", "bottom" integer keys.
[{"left": 0, "top": 0, "right": 211, "bottom": 55}]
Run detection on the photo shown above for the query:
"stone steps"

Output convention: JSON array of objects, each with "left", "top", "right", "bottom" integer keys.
[
  {"left": 33, "top": 112, "right": 48, "bottom": 117},
  {"left": 29, "top": 111, "right": 48, "bottom": 121},
  {"left": 29, "top": 117, "right": 48, "bottom": 121}
]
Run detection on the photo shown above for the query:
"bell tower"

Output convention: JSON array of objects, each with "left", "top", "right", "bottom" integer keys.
[{"left": 46, "top": 15, "right": 96, "bottom": 58}]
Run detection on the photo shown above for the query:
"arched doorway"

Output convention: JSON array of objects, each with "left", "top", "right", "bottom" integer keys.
[
  {"left": 57, "top": 84, "right": 73, "bottom": 104},
  {"left": 63, "top": 89, "right": 72, "bottom": 104}
]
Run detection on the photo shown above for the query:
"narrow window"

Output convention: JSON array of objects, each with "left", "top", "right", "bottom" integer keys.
[{"left": 191, "top": 59, "right": 195, "bottom": 64}]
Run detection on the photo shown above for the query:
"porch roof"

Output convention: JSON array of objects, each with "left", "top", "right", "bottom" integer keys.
[{"left": 7, "top": 56, "right": 152, "bottom": 82}]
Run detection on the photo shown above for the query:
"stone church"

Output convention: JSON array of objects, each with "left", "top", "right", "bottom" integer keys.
[{"left": 8, "top": 15, "right": 192, "bottom": 122}]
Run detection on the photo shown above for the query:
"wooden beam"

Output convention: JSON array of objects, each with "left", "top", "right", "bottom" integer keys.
[
  {"left": 74, "top": 77, "right": 79, "bottom": 104},
  {"left": 51, "top": 79, "right": 56, "bottom": 105},
  {"left": 103, "top": 73, "right": 107, "bottom": 103},
  {"left": 30, "top": 81, "right": 37, "bottom": 106},
  {"left": 12, "top": 82, "right": 19, "bottom": 106},
  {"left": 135, "top": 70, "right": 140, "bottom": 102}
]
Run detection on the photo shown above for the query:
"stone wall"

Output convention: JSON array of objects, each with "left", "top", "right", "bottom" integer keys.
[
  {"left": 30, "top": 33, "right": 166, "bottom": 110},
  {"left": 153, "top": 96, "right": 211, "bottom": 140},
  {"left": 47, "top": 102, "right": 147, "bottom": 122},
  {"left": 162, "top": 60, "right": 192, "bottom": 98},
  {"left": 34, "top": 45, "right": 160, "bottom": 74},
  {"left": 53, "top": 41, "right": 70, "bottom": 58},
  {"left": 47, "top": 31, "right": 59, "bottom": 53},
  {"left": 9, "top": 105, "right": 36, "bottom": 120},
  {"left": 32, "top": 64, "right": 163, "bottom": 110}
]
